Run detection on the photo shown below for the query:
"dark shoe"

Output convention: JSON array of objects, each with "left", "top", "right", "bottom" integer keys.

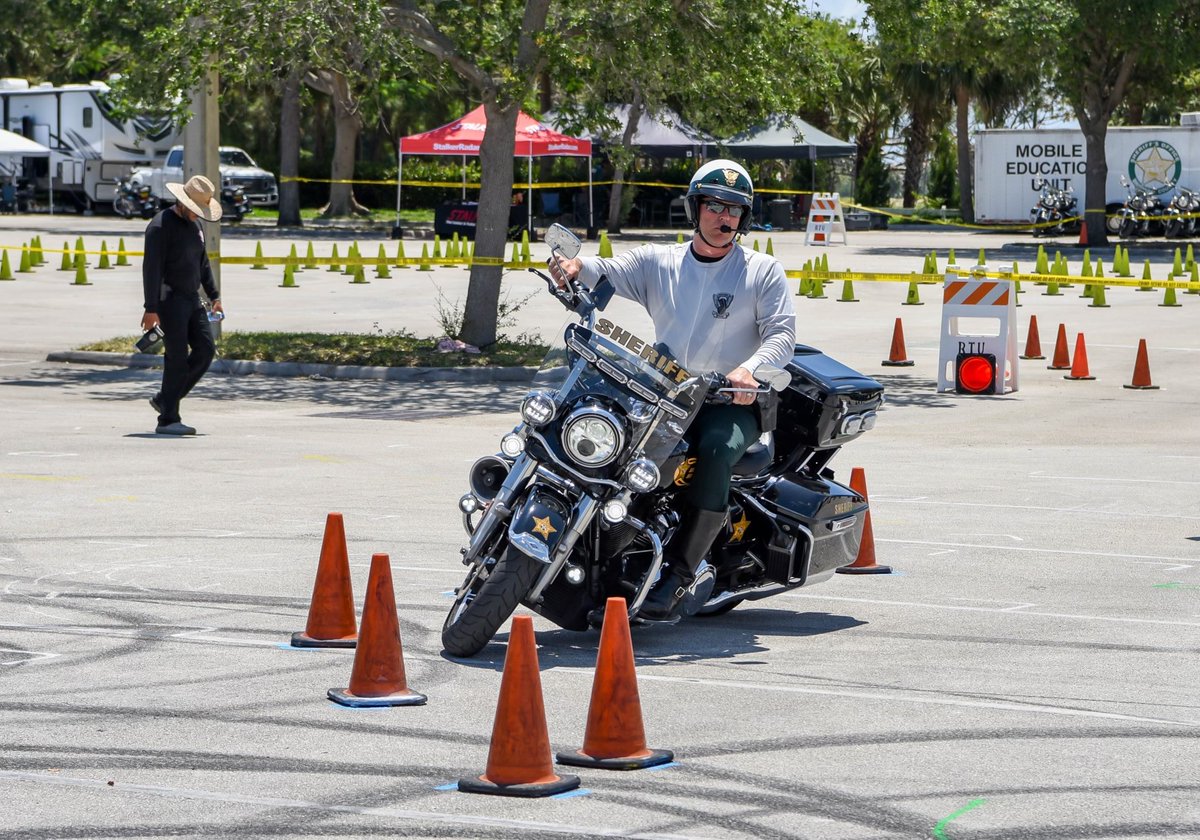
[
  {"left": 149, "top": 395, "right": 162, "bottom": 414},
  {"left": 638, "top": 507, "right": 729, "bottom": 622},
  {"left": 155, "top": 422, "right": 196, "bottom": 436}
]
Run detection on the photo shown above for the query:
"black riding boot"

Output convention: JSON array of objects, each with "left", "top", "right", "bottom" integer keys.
[{"left": 639, "top": 507, "right": 728, "bottom": 622}]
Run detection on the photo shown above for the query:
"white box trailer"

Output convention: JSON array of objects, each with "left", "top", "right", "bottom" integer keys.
[
  {"left": 974, "top": 124, "right": 1200, "bottom": 223},
  {"left": 0, "top": 78, "right": 181, "bottom": 210}
]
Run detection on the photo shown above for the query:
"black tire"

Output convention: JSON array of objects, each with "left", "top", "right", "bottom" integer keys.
[
  {"left": 1119, "top": 217, "right": 1138, "bottom": 239},
  {"left": 442, "top": 545, "right": 543, "bottom": 657},
  {"left": 113, "top": 197, "right": 134, "bottom": 219},
  {"left": 1105, "top": 204, "right": 1124, "bottom": 236}
]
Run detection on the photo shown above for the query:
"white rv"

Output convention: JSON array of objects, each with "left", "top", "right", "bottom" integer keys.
[{"left": 0, "top": 78, "right": 181, "bottom": 210}]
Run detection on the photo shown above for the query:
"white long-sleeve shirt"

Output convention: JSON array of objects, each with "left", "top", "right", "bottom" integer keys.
[{"left": 578, "top": 242, "right": 796, "bottom": 376}]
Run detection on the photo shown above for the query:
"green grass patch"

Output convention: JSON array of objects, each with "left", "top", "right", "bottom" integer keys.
[
  {"left": 249, "top": 207, "right": 434, "bottom": 224},
  {"left": 80, "top": 330, "right": 547, "bottom": 368}
]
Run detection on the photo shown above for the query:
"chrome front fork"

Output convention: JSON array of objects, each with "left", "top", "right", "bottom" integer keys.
[{"left": 462, "top": 453, "right": 537, "bottom": 564}]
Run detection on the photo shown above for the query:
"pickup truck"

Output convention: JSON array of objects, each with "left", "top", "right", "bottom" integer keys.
[{"left": 130, "top": 145, "right": 279, "bottom": 207}]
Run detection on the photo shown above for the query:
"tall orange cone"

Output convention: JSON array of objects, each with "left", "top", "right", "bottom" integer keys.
[
  {"left": 328, "top": 553, "right": 426, "bottom": 707},
  {"left": 291, "top": 513, "right": 358, "bottom": 648},
  {"left": 880, "top": 318, "right": 915, "bottom": 367},
  {"left": 557, "top": 597, "right": 673, "bottom": 771},
  {"left": 459, "top": 616, "right": 580, "bottom": 797},
  {"left": 836, "top": 468, "right": 891, "bottom": 575},
  {"left": 1019, "top": 315, "right": 1045, "bottom": 360},
  {"left": 1047, "top": 323, "right": 1072, "bottom": 370},
  {"left": 1077, "top": 217, "right": 1088, "bottom": 247},
  {"left": 1123, "top": 339, "right": 1159, "bottom": 390},
  {"left": 1063, "top": 333, "right": 1096, "bottom": 381}
]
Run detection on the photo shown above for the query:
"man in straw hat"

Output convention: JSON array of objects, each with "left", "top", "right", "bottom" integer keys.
[{"left": 141, "top": 175, "right": 224, "bottom": 435}]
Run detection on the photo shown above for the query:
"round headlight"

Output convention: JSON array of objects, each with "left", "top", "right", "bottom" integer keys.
[
  {"left": 561, "top": 408, "right": 623, "bottom": 467},
  {"left": 500, "top": 433, "right": 525, "bottom": 458},
  {"left": 521, "top": 392, "right": 557, "bottom": 426},
  {"left": 602, "top": 499, "right": 628, "bottom": 523},
  {"left": 623, "top": 458, "right": 660, "bottom": 493}
]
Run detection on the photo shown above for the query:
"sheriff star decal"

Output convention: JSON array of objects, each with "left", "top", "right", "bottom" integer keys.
[
  {"left": 730, "top": 512, "right": 751, "bottom": 542},
  {"left": 531, "top": 515, "right": 557, "bottom": 540}
]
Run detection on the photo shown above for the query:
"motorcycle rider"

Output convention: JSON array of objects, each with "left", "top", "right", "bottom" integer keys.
[{"left": 550, "top": 159, "right": 796, "bottom": 620}]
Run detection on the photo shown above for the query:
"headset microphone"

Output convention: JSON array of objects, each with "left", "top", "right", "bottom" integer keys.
[{"left": 719, "top": 224, "right": 733, "bottom": 233}]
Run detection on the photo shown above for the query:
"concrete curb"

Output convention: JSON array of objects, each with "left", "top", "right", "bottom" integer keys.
[{"left": 46, "top": 350, "right": 538, "bottom": 384}]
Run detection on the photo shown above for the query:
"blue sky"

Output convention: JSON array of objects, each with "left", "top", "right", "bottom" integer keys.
[{"left": 808, "top": 0, "right": 868, "bottom": 23}]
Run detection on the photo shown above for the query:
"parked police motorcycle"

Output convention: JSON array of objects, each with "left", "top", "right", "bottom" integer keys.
[
  {"left": 220, "top": 180, "right": 251, "bottom": 222},
  {"left": 1118, "top": 175, "right": 1167, "bottom": 238},
  {"left": 442, "top": 224, "right": 884, "bottom": 657},
  {"left": 1164, "top": 186, "right": 1199, "bottom": 239},
  {"left": 1029, "top": 182, "right": 1079, "bottom": 237},
  {"left": 112, "top": 177, "right": 158, "bottom": 219}
]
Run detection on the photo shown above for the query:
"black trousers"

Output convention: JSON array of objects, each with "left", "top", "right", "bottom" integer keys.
[{"left": 156, "top": 294, "right": 215, "bottom": 425}]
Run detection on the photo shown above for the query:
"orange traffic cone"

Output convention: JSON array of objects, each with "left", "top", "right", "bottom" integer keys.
[
  {"left": 291, "top": 513, "right": 358, "bottom": 648},
  {"left": 835, "top": 467, "right": 892, "bottom": 575},
  {"left": 880, "top": 318, "right": 915, "bottom": 367},
  {"left": 1019, "top": 314, "right": 1045, "bottom": 360},
  {"left": 1077, "top": 218, "right": 1088, "bottom": 247},
  {"left": 328, "top": 553, "right": 426, "bottom": 707},
  {"left": 1047, "top": 323, "right": 1072, "bottom": 370},
  {"left": 1123, "top": 339, "right": 1159, "bottom": 390},
  {"left": 1064, "top": 333, "right": 1096, "bottom": 381},
  {"left": 459, "top": 616, "right": 580, "bottom": 797},
  {"left": 557, "top": 597, "right": 673, "bottom": 771}
]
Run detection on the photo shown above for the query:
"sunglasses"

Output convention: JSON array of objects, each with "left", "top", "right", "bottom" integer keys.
[{"left": 702, "top": 200, "right": 746, "bottom": 218}]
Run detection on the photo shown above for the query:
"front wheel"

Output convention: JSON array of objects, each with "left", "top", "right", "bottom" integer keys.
[
  {"left": 113, "top": 197, "right": 134, "bottom": 219},
  {"left": 442, "top": 545, "right": 543, "bottom": 657},
  {"left": 1119, "top": 217, "right": 1138, "bottom": 239},
  {"left": 1105, "top": 204, "right": 1124, "bottom": 236}
]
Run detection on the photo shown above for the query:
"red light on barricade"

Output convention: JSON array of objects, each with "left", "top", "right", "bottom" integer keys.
[{"left": 956, "top": 353, "right": 996, "bottom": 394}]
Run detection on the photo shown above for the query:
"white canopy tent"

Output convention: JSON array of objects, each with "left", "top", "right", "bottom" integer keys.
[{"left": 0, "top": 129, "right": 54, "bottom": 213}]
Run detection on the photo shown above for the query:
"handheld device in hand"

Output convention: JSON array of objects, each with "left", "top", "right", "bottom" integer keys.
[{"left": 135, "top": 325, "right": 164, "bottom": 353}]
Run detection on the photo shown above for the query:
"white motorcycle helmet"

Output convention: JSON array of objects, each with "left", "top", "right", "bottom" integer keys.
[{"left": 684, "top": 159, "right": 755, "bottom": 235}]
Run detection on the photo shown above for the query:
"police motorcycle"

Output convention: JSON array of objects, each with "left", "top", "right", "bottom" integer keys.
[
  {"left": 1118, "top": 175, "right": 1167, "bottom": 238},
  {"left": 1030, "top": 182, "right": 1079, "bottom": 237},
  {"left": 1164, "top": 186, "right": 1199, "bottom": 239},
  {"left": 220, "top": 180, "right": 252, "bottom": 222},
  {"left": 112, "top": 177, "right": 158, "bottom": 219},
  {"left": 442, "top": 223, "right": 884, "bottom": 657}
]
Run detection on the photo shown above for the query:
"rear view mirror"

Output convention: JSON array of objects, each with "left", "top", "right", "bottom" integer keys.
[
  {"left": 754, "top": 364, "right": 792, "bottom": 392},
  {"left": 545, "top": 223, "right": 581, "bottom": 260}
]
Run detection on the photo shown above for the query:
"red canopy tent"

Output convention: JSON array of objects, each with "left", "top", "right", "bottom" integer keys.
[{"left": 398, "top": 105, "right": 593, "bottom": 234}]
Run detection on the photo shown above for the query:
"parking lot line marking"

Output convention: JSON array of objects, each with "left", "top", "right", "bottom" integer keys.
[
  {"left": 636, "top": 674, "right": 1200, "bottom": 728},
  {"left": 784, "top": 592, "right": 1200, "bottom": 629},
  {"left": 933, "top": 798, "right": 986, "bottom": 839},
  {"left": 876, "top": 538, "right": 1200, "bottom": 565},
  {"left": 875, "top": 497, "right": 1200, "bottom": 522},
  {"left": 6, "top": 451, "right": 78, "bottom": 457},
  {"left": 0, "top": 648, "right": 60, "bottom": 666},
  {"left": 0, "top": 472, "right": 82, "bottom": 482},
  {"left": 1031, "top": 472, "right": 1200, "bottom": 487},
  {"left": 0, "top": 771, "right": 704, "bottom": 839}
]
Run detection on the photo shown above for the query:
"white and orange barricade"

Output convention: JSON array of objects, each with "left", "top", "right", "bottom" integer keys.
[
  {"left": 936, "top": 266, "right": 1019, "bottom": 394},
  {"left": 804, "top": 192, "right": 847, "bottom": 246}
]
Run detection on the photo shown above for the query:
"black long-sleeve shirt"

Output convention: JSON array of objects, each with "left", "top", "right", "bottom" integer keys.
[{"left": 142, "top": 207, "right": 219, "bottom": 313}]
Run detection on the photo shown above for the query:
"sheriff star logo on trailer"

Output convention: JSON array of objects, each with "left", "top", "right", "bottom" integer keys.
[{"left": 1129, "top": 140, "right": 1182, "bottom": 195}]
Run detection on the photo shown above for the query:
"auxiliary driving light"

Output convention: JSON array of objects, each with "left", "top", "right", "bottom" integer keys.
[
  {"left": 623, "top": 458, "right": 660, "bottom": 492},
  {"left": 602, "top": 499, "right": 628, "bottom": 523},
  {"left": 520, "top": 392, "right": 557, "bottom": 426},
  {"left": 458, "top": 494, "right": 480, "bottom": 514},
  {"left": 564, "top": 564, "right": 586, "bottom": 585}
]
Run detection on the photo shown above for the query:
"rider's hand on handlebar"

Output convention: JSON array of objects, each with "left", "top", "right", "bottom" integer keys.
[
  {"left": 549, "top": 255, "right": 582, "bottom": 290},
  {"left": 726, "top": 366, "right": 759, "bottom": 406}
]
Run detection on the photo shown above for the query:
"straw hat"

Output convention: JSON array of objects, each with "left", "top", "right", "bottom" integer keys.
[{"left": 166, "top": 175, "right": 222, "bottom": 222}]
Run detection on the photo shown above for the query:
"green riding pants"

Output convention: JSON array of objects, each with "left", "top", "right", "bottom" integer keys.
[{"left": 684, "top": 402, "right": 760, "bottom": 512}]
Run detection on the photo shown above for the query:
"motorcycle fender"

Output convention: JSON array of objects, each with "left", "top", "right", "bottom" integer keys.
[{"left": 507, "top": 489, "right": 571, "bottom": 565}]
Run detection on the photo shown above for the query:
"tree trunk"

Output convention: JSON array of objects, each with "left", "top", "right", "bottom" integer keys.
[
  {"left": 305, "top": 69, "right": 368, "bottom": 218},
  {"left": 902, "top": 108, "right": 930, "bottom": 209},
  {"left": 460, "top": 102, "right": 521, "bottom": 348},
  {"left": 954, "top": 82, "right": 973, "bottom": 223},
  {"left": 1081, "top": 115, "right": 1109, "bottom": 247},
  {"left": 607, "top": 90, "right": 644, "bottom": 234},
  {"left": 277, "top": 70, "right": 302, "bottom": 227}
]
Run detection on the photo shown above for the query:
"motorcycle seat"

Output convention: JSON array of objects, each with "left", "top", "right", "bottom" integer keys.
[{"left": 732, "top": 433, "right": 774, "bottom": 477}]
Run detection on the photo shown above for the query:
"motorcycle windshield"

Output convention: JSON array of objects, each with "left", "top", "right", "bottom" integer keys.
[{"left": 531, "top": 320, "right": 706, "bottom": 465}]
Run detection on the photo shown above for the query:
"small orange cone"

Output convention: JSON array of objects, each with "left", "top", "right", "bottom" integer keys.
[
  {"left": 1077, "top": 218, "right": 1088, "bottom": 247},
  {"left": 880, "top": 318, "right": 915, "bottom": 367},
  {"left": 836, "top": 467, "right": 891, "bottom": 575},
  {"left": 459, "top": 616, "right": 580, "bottom": 797},
  {"left": 557, "top": 597, "right": 673, "bottom": 771},
  {"left": 1123, "top": 339, "right": 1159, "bottom": 390},
  {"left": 1047, "top": 323, "right": 1072, "bottom": 370},
  {"left": 1020, "top": 314, "right": 1045, "bottom": 360},
  {"left": 328, "top": 553, "right": 426, "bottom": 707},
  {"left": 291, "top": 513, "right": 358, "bottom": 648},
  {"left": 1064, "top": 333, "right": 1096, "bottom": 381}
]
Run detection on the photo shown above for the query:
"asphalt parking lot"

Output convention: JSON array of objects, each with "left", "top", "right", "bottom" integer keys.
[{"left": 2, "top": 215, "right": 1199, "bottom": 839}]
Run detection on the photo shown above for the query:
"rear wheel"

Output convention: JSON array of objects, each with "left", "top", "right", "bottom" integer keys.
[{"left": 442, "top": 544, "right": 543, "bottom": 657}]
